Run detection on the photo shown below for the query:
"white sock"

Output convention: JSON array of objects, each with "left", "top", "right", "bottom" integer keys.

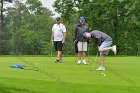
[{"left": 78, "top": 60, "right": 81, "bottom": 62}]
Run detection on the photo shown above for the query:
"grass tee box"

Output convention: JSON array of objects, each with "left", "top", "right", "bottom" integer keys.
[{"left": 0, "top": 56, "right": 140, "bottom": 93}]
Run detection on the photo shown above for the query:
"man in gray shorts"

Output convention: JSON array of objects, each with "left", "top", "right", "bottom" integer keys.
[
  {"left": 73, "top": 16, "right": 89, "bottom": 65},
  {"left": 83, "top": 30, "right": 117, "bottom": 70}
]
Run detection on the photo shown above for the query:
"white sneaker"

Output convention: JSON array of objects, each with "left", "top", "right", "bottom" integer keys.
[
  {"left": 77, "top": 60, "right": 81, "bottom": 64},
  {"left": 112, "top": 45, "right": 117, "bottom": 55},
  {"left": 82, "top": 60, "right": 88, "bottom": 65},
  {"left": 96, "top": 66, "right": 105, "bottom": 71}
]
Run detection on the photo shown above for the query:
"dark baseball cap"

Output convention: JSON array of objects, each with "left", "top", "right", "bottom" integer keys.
[{"left": 56, "top": 17, "right": 61, "bottom": 21}]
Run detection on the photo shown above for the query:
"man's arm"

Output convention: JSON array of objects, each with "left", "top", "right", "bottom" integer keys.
[
  {"left": 92, "top": 36, "right": 102, "bottom": 46},
  {"left": 86, "top": 24, "right": 90, "bottom": 44},
  {"left": 62, "top": 32, "right": 66, "bottom": 44},
  {"left": 73, "top": 26, "right": 77, "bottom": 42},
  {"left": 73, "top": 26, "right": 78, "bottom": 53},
  {"left": 87, "top": 24, "right": 90, "bottom": 32},
  {"left": 96, "top": 38, "right": 102, "bottom": 46},
  {"left": 51, "top": 32, "right": 54, "bottom": 41},
  {"left": 93, "top": 32, "right": 102, "bottom": 46}
]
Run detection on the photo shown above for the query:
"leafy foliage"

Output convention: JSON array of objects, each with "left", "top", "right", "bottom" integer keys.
[
  {"left": 0, "top": 0, "right": 140, "bottom": 55},
  {"left": 53, "top": 0, "right": 140, "bottom": 55},
  {"left": 1, "top": 0, "right": 54, "bottom": 55}
]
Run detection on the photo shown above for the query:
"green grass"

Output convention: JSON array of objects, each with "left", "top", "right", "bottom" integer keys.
[{"left": 0, "top": 56, "right": 140, "bottom": 93}]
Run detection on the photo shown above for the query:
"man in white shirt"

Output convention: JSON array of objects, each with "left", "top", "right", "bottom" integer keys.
[{"left": 51, "top": 17, "right": 66, "bottom": 63}]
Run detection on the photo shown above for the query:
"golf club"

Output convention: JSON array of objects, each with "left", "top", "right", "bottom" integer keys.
[
  {"left": 74, "top": 41, "right": 78, "bottom": 63},
  {"left": 50, "top": 42, "right": 53, "bottom": 62},
  {"left": 90, "top": 52, "right": 98, "bottom": 71},
  {"left": 21, "top": 63, "right": 39, "bottom": 71},
  {"left": 23, "top": 67, "right": 39, "bottom": 71},
  {"left": 87, "top": 43, "right": 90, "bottom": 63}
]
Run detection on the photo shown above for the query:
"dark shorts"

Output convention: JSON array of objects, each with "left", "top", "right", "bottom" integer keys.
[{"left": 54, "top": 41, "right": 63, "bottom": 51}]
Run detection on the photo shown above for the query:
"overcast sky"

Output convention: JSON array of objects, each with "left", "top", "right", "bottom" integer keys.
[
  {"left": 40, "top": 0, "right": 60, "bottom": 17},
  {"left": 4, "top": 0, "right": 60, "bottom": 17}
]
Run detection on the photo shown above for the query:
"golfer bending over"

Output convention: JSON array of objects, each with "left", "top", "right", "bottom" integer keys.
[{"left": 83, "top": 30, "right": 117, "bottom": 70}]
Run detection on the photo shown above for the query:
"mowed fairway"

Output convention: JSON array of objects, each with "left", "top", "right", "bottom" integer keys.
[{"left": 0, "top": 56, "right": 140, "bottom": 93}]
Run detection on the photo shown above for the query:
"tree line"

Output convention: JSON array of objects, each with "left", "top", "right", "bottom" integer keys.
[
  {"left": 53, "top": 0, "right": 140, "bottom": 56},
  {"left": 0, "top": 0, "right": 139, "bottom": 55}
]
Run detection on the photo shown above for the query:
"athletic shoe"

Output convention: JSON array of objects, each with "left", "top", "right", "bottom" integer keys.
[
  {"left": 112, "top": 45, "right": 117, "bottom": 55},
  {"left": 82, "top": 60, "right": 88, "bottom": 65},
  {"left": 55, "top": 59, "right": 63, "bottom": 63},
  {"left": 77, "top": 60, "right": 81, "bottom": 64},
  {"left": 58, "top": 59, "right": 63, "bottom": 63},
  {"left": 96, "top": 66, "right": 105, "bottom": 71},
  {"left": 55, "top": 59, "right": 59, "bottom": 63}
]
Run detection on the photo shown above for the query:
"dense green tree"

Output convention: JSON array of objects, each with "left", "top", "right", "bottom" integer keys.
[
  {"left": 3, "top": 0, "right": 54, "bottom": 55},
  {"left": 54, "top": 0, "right": 140, "bottom": 55},
  {"left": 0, "top": 0, "right": 140, "bottom": 55}
]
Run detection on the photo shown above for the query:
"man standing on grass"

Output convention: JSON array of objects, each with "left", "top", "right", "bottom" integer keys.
[
  {"left": 83, "top": 30, "right": 117, "bottom": 70},
  {"left": 51, "top": 17, "right": 66, "bottom": 63},
  {"left": 73, "top": 16, "right": 89, "bottom": 65}
]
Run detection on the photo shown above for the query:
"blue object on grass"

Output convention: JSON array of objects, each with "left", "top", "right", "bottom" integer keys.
[{"left": 10, "top": 64, "right": 23, "bottom": 69}]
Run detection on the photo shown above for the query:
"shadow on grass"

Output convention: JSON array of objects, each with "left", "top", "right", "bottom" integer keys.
[{"left": 0, "top": 84, "right": 43, "bottom": 93}]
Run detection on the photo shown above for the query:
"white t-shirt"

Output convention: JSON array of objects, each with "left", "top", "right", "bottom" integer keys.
[{"left": 52, "top": 23, "right": 66, "bottom": 41}]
